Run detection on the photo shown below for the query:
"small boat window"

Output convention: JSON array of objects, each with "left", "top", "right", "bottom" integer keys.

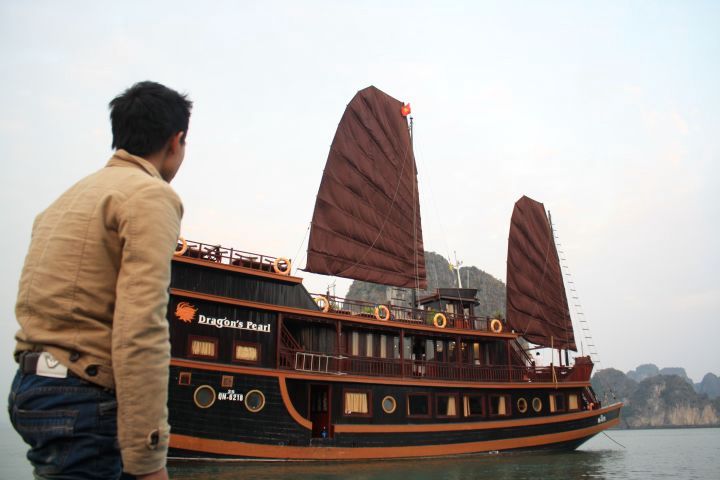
[
  {"left": 233, "top": 342, "right": 259, "bottom": 363},
  {"left": 344, "top": 391, "right": 370, "bottom": 416},
  {"left": 407, "top": 393, "right": 430, "bottom": 417},
  {"left": 193, "top": 385, "right": 216, "bottom": 409},
  {"left": 178, "top": 371, "right": 192, "bottom": 386},
  {"left": 517, "top": 397, "right": 528, "bottom": 413},
  {"left": 189, "top": 336, "right": 218, "bottom": 359},
  {"left": 245, "top": 389, "right": 266, "bottom": 413},
  {"left": 463, "top": 395, "right": 485, "bottom": 417},
  {"left": 381, "top": 395, "right": 397, "bottom": 414},
  {"left": 550, "top": 393, "right": 566, "bottom": 413},
  {"left": 532, "top": 397, "right": 543, "bottom": 412},
  {"left": 436, "top": 394, "right": 459, "bottom": 417},
  {"left": 489, "top": 395, "right": 510, "bottom": 417},
  {"left": 568, "top": 393, "right": 579, "bottom": 411}
]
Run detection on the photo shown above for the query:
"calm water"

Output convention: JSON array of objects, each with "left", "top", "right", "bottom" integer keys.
[{"left": 1, "top": 423, "right": 718, "bottom": 479}]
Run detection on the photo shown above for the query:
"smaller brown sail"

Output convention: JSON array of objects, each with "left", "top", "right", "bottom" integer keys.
[
  {"left": 506, "top": 196, "right": 576, "bottom": 350},
  {"left": 305, "top": 86, "right": 426, "bottom": 289}
]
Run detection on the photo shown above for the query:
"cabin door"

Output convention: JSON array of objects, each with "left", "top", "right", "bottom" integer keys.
[{"left": 310, "top": 384, "right": 332, "bottom": 438}]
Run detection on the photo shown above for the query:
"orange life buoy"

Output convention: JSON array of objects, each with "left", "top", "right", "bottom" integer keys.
[
  {"left": 433, "top": 313, "right": 447, "bottom": 329},
  {"left": 490, "top": 318, "right": 503, "bottom": 333},
  {"left": 272, "top": 257, "right": 292, "bottom": 275},
  {"left": 315, "top": 295, "right": 330, "bottom": 313},
  {"left": 174, "top": 236, "right": 188, "bottom": 256},
  {"left": 374, "top": 305, "right": 391, "bottom": 321}
]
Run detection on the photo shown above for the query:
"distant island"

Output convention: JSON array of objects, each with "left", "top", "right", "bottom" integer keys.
[
  {"left": 592, "top": 365, "right": 720, "bottom": 428},
  {"left": 346, "top": 251, "right": 720, "bottom": 429}
]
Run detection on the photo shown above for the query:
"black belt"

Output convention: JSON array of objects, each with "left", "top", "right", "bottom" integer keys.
[{"left": 18, "top": 351, "right": 79, "bottom": 378}]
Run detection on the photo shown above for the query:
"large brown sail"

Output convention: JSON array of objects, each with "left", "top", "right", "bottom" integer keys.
[
  {"left": 506, "top": 196, "right": 576, "bottom": 350},
  {"left": 305, "top": 86, "right": 427, "bottom": 289}
]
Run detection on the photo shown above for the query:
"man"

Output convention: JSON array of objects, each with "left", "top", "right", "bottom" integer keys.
[{"left": 8, "top": 81, "right": 192, "bottom": 479}]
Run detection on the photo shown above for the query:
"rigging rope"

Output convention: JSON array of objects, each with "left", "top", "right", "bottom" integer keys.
[
  {"left": 291, "top": 222, "right": 311, "bottom": 276},
  {"left": 602, "top": 431, "right": 626, "bottom": 449}
]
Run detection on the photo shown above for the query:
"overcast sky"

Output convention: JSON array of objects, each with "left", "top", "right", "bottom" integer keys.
[{"left": 1, "top": 0, "right": 718, "bottom": 412}]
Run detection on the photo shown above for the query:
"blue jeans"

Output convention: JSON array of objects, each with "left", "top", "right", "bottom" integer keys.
[{"left": 8, "top": 370, "right": 135, "bottom": 480}]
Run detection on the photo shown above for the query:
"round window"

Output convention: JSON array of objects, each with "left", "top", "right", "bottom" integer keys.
[
  {"left": 193, "top": 385, "right": 216, "bottom": 409},
  {"left": 532, "top": 397, "right": 543, "bottom": 413},
  {"left": 245, "top": 389, "right": 266, "bottom": 413},
  {"left": 517, "top": 397, "right": 528, "bottom": 413},
  {"left": 381, "top": 395, "right": 397, "bottom": 414}
]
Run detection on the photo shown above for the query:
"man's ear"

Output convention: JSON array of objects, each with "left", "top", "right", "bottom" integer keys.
[{"left": 169, "top": 131, "right": 185, "bottom": 152}]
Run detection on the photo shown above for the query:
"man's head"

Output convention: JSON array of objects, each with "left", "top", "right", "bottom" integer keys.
[{"left": 109, "top": 81, "right": 193, "bottom": 182}]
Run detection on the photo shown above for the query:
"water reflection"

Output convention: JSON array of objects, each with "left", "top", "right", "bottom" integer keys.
[{"left": 168, "top": 449, "right": 624, "bottom": 480}]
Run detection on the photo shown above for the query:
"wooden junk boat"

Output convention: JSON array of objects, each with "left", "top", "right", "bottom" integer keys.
[{"left": 166, "top": 86, "right": 622, "bottom": 461}]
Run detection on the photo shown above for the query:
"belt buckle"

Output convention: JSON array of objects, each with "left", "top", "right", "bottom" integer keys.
[{"left": 35, "top": 352, "right": 68, "bottom": 379}]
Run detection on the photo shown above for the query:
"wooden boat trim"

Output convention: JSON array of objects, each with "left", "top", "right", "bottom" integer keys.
[
  {"left": 172, "top": 256, "right": 304, "bottom": 284},
  {"left": 170, "top": 288, "right": 518, "bottom": 339},
  {"left": 169, "top": 416, "right": 620, "bottom": 460},
  {"left": 333, "top": 403, "right": 622, "bottom": 433},
  {"left": 277, "top": 374, "right": 313, "bottom": 430},
  {"left": 170, "top": 358, "right": 591, "bottom": 390}
]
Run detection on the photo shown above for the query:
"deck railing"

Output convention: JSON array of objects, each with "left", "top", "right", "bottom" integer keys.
[
  {"left": 311, "top": 294, "right": 497, "bottom": 333},
  {"left": 175, "top": 239, "right": 289, "bottom": 274},
  {"left": 280, "top": 347, "right": 573, "bottom": 383}
]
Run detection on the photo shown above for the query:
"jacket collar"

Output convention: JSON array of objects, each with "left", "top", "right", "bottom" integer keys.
[{"left": 106, "top": 149, "right": 163, "bottom": 180}]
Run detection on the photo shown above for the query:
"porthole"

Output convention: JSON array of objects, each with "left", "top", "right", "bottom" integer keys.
[
  {"left": 245, "top": 389, "right": 266, "bottom": 413},
  {"left": 381, "top": 395, "right": 397, "bottom": 414},
  {"left": 193, "top": 385, "right": 216, "bottom": 409},
  {"left": 532, "top": 397, "right": 543, "bottom": 413},
  {"left": 517, "top": 397, "right": 528, "bottom": 413}
]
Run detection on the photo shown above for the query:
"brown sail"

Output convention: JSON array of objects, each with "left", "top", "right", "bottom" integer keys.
[
  {"left": 506, "top": 196, "right": 576, "bottom": 350},
  {"left": 305, "top": 86, "right": 427, "bottom": 289}
]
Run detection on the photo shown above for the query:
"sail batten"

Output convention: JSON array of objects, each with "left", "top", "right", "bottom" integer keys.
[
  {"left": 306, "top": 86, "right": 427, "bottom": 289},
  {"left": 506, "top": 196, "right": 576, "bottom": 351}
]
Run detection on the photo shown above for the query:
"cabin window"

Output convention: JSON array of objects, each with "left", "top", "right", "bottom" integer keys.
[
  {"left": 425, "top": 339, "right": 435, "bottom": 361},
  {"left": 403, "top": 336, "right": 413, "bottom": 359},
  {"left": 221, "top": 375, "right": 234, "bottom": 388},
  {"left": 381, "top": 395, "right": 397, "bottom": 414},
  {"left": 489, "top": 395, "right": 510, "bottom": 417},
  {"left": 463, "top": 395, "right": 485, "bottom": 417},
  {"left": 532, "top": 397, "right": 543, "bottom": 412},
  {"left": 407, "top": 393, "right": 430, "bottom": 417},
  {"left": 245, "top": 389, "right": 266, "bottom": 413},
  {"left": 380, "top": 335, "right": 388, "bottom": 359},
  {"left": 437, "top": 394, "right": 459, "bottom": 417},
  {"left": 366, "top": 333, "right": 374, "bottom": 357},
  {"left": 233, "top": 342, "right": 259, "bottom": 363},
  {"left": 178, "top": 371, "right": 192, "bottom": 386},
  {"left": 472, "top": 343, "right": 481, "bottom": 365},
  {"left": 448, "top": 341, "right": 457, "bottom": 363},
  {"left": 517, "top": 397, "right": 528, "bottom": 413},
  {"left": 550, "top": 394, "right": 566, "bottom": 413},
  {"left": 393, "top": 336, "right": 400, "bottom": 359},
  {"left": 350, "top": 331, "right": 360, "bottom": 356},
  {"left": 189, "top": 336, "right": 218, "bottom": 359},
  {"left": 436, "top": 341, "right": 445, "bottom": 363},
  {"left": 568, "top": 393, "right": 579, "bottom": 411},
  {"left": 193, "top": 385, "right": 216, "bottom": 409},
  {"left": 344, "top": 391, "right": 370, "bottom": 416}
]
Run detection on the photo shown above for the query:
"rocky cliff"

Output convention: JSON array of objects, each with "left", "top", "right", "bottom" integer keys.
[
  {"left": 346, "top": 251, "right": 506, "bottom": 317},
  {"left": 592, "top": 366, "right": 720, "bottom": 428}
]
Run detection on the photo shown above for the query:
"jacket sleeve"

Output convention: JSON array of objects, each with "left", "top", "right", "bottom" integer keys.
[{"left": 112, "top": 180, "right": 183, "bottom": 475}]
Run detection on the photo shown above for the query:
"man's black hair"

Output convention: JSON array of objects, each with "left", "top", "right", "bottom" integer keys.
[{"left": 109, "top": 81, "right": 193, "bottom": 157}]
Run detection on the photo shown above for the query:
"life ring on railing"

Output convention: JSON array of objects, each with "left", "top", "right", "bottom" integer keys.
[
  {"left": 272, "top": 257, "right": 292, "bottom": 275},
  {"left": 374, "top": 305, "right": 391, "bottom": 321},
  {"left": 490, "top": 318, "right": 503, "bottom": 333},
  {"left": 315, "top": 295, "right": 330, "bottom": 313},
  {"left": 174, "top": 236, "right": 188, "bottom": 256},
  {"left": 433, "top": 313, "right": 447, "bottom": 329}
]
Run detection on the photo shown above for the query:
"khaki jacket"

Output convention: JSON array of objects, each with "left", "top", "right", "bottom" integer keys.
[{"left": 14, "top": 150, "right": 183, "bottom": 475}]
